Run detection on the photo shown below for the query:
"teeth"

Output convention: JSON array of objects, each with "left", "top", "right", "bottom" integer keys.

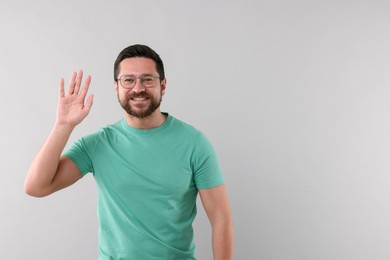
[{"left": 132, "top": 98, "right": 147, "bottom": 101}]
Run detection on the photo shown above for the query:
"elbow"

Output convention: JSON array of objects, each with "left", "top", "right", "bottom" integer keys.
[{"left": 23, "top": 181, "right": 50, "bottom": 198}]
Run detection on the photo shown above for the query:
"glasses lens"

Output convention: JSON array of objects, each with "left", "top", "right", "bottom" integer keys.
[
  {"left": 141, "top": 76, "right": 156, "bottom": 88},
  {"left": 119, "top": 75, "right": 158, "bottom": 89},
  {"left": 121, "top": 76, "right": 136, "bottom": 88}
]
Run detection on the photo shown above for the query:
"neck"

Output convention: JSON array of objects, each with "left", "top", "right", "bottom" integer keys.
[{"left": 124, "top": 110, "right": 167, "bottom": 129}]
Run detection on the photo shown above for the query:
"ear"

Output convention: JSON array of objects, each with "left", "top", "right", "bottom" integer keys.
[
  {"left": 160, "top": 78, "right": 167, "bottom": 96},
  {"left": 114, "top": 80, "right": 119, "bottom": 94}
]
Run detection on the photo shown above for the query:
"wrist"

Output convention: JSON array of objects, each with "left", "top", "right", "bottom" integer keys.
[{"left": 54, "top": 121, "right": 76, "bottom": 132}]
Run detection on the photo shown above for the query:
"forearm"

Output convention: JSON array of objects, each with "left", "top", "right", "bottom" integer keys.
[
  {"left": 212, "top": 219, "right": 234, "bottom": 260},
  {"left": 24, "top": 123, "right": 74, "bottom": 196}
]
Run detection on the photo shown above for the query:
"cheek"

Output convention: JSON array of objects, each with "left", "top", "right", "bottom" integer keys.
[
  {"left": 117, "top": 91, "right": 128, "bottom": 102},
  {"left": 118, "top": 88, "right": 130, "bottom": 96}
]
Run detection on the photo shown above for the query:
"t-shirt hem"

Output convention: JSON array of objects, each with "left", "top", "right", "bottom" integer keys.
[
  {"left": 62, "top": 154, "right": 90, "bottom": 176},
  {"left": 196, "top": 180, "right": 224, "bottom": 190}
]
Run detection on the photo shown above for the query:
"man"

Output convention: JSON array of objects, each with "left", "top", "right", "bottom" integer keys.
[{"left": 24, "top": 44, "right": 234, "bottom": 259}]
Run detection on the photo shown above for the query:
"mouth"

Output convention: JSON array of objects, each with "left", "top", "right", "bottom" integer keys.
[
  {"left": 131, "top": 97, "right": 148, "bottom": 101},
  {"left": 129, "top": 96, "right": 150, "bottom": 105}
]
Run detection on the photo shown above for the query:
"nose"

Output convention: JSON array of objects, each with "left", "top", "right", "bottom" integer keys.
[{"left": 131, "top": 78, "right": 146, "bottom": 93}]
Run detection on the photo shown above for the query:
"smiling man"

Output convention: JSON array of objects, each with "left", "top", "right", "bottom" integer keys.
[{"left": 24, "top": 44, "right": 234, "bottom": 259}]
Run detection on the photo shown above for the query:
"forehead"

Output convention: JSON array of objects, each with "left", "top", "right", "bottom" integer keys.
[{"left": 119, "top": 57, "right": 157, "bottom": 75}]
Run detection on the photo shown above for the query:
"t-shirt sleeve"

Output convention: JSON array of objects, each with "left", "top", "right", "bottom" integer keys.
[
  {"left": 192, "top": 132, "right": 224, "bottom": 190},
  {"left": 63, "top": 137, "right": 94, "bottom": 176}
]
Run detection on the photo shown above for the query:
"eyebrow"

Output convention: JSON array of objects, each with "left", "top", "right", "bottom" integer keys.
[{"left": 121, "top": 73, "right": 155, "bottom": 78}]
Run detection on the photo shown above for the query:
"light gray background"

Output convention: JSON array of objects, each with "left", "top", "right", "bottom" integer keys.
[{"left": 1, "top": 0, "right": 390, "bottom": 259}]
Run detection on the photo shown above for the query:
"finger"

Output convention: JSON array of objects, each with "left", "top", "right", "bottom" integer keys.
[
  {"left": 79, "top": 75, "right": 92, "bottom": 100},
  {"left": 73, "top": 70, "right": 83, "bottom": 94},
  {"left": 59, "top": 78, "right": 65, "bottom": 98},
  {"left": 83, "top": 94, "right": 94, "bottom": 113},
  {"left": 67, "top": 72, "right": 77, "bottom": 95}
]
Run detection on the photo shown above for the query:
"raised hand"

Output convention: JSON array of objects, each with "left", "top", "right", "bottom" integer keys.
[{"left": 56, "top": 70, "right": 94, "bottom": 127}]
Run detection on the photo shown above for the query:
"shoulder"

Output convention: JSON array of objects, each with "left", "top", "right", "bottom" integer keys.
[
  {"left": 169, "top": 115, "right": 203, "bottom": 137},
  {"left": 169, "top": 115, "right": 214, "bottom": 149},
  {"left": 79, "top": 119, "right": 125, "bottom": 144}
]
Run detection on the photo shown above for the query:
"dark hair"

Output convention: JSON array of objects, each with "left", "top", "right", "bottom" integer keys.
[{"left": 114, "top": 44, "right": 165, "bottom": 81}]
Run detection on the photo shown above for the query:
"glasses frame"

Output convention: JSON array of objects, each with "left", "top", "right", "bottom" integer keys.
[{"left": 116, "top": 74, "right": 161, "bottom": 89}]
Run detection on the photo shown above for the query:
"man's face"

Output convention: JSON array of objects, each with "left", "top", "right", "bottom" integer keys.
[{"left": 115, "top": 57, "right": 166, "bottom": 118}]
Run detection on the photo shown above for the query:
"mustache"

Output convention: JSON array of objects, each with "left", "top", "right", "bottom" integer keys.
[{"left": 126, "top": 92, "right": 151, "bottom": 99}]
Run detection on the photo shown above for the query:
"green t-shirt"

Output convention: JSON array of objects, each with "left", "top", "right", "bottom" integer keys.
[{"left": 63, "top": 114, "right": 224, "bottom": 259}]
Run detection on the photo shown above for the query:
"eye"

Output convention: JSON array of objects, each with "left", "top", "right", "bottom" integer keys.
[
  {"left": 122, "top": 77, "right": 136, "bottom": 84},
  {"left": 142, "top": 76, "right": 155, "bottom": 86}
]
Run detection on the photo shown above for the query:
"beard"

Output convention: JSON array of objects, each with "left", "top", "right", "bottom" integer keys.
[{"left": 118, "top": 91, "right": 162, "bottom": 118}]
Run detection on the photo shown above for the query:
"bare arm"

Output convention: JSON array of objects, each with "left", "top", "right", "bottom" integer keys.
[
  {"left": 24, "top": 71, "right": 94, "bottom": 197},
  {"left": 199, "top": 184, "right": 234, "bottom": 260}
]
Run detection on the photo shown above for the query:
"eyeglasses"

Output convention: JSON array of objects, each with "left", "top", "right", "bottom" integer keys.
[{"left": 117, "top": 74, "right": 160, "bottom": 89}]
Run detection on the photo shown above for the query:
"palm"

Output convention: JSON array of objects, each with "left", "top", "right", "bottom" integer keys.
[{"left": 57, "top": 71, "right": 94, "bottom": 127}]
